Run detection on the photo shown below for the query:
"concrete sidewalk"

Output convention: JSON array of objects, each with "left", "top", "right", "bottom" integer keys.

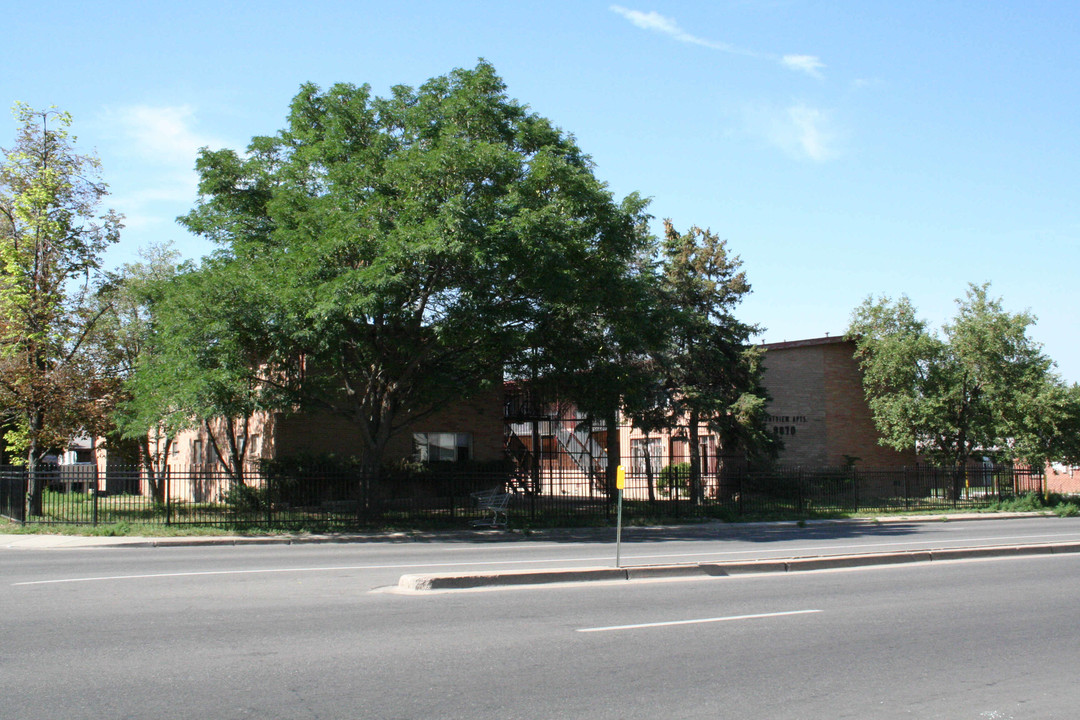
[
  {"left": 0, "top": 510, "right": 1055, "bottom": 551},
  {"left": 0, "top": 510, "right": 1053, "bottom": 551}
]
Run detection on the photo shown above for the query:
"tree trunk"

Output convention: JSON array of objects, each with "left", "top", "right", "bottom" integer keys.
[
  {"left": 644, "top": 444, "right": 656, "bottom": 503},
  {"left": 139, "top": 436, "right": 169, "bottom": 504},
  {"left": 688, "top": 410, "right": 703, "bottom": 505},
  {"left": 25, "top": 412, "right": 44, "bottom": 517}
]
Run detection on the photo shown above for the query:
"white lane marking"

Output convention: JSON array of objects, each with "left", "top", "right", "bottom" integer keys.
[
  {"left": 576, "top": 609, "right": 822, "bottom": 633},
  {"left": 11, "top": 558, "right": 614, "bottom": 586},
  {"left": 14, "top": 532, "right": 1080, "bottom": 587}
]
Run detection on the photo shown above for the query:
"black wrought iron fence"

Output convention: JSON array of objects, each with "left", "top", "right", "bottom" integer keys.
[
  {"left": 0, "top": 462, "right": 1049, "bottom": 528},
  {"left": 1, "top": 466, "right": 26, "bottom": 523}
]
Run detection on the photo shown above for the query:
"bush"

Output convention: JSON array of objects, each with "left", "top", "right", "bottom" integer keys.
[
  {"left": 225, "top": 482, "right": 269, "bottom": 514},
  {"left": 658, "top": 463, "right": 690, "bottom": 498},
  {"left": 1056, "top": 502, "right": 1080, "bottom": 518}
]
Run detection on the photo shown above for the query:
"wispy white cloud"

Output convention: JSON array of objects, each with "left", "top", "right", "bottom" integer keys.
[
  {"left": 609, "top": 5, "right": 755, "bottom": 56},
  {"left": 97, "top": 105, "right": 224, "bottom": 228},
  {"left": 781, "top": 54, "right": 825, "bottom": 80},
  {"left": 786, "top": 104, "right": 834, "bottom": 161},
  {"left": 611, "top": 5, "right": 824, "bottom": 77},
  {"left": 106, "top": 105, "right": 216, "bottom": 171},
  {"left": 743, "top": 102, "right": 839, "bottom": 162}
]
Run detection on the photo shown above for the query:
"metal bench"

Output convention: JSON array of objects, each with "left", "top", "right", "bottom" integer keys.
[{"left": 470, "top": 489, "right": 510, "bottom": 528}]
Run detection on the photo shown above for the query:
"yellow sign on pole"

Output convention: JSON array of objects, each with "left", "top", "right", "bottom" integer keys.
[{"left": 615, "top": 464, "right": 625, "bottom": 567}]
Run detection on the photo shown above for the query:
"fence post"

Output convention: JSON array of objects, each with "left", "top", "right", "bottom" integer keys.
[
  {"left": 265, "top": 468, "right": 272, "bottom": 526},
  {"left": 92, "top": 465, "right": 99, "bottom": 527},
  {"left": 449, "top": 467, "right": 456, "bottom": 521},
  {"left": 852, "top": 468, "right": 859, "bottom": 514},
  {"left": 797, "top": 468, "right": 805, "bottom": 516},
  {"left": 165, "top": 468, "right": 172, "bottom": 526},
  {"left": 738, "top": 471, "right": 744, "bottom": 518}
]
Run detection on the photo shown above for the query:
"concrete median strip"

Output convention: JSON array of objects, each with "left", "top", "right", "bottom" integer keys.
[
  {"left": 396, "top": 541, "right": 1080, "bottom": 591},
  {"left": 398, "top": 567, "right": 629, "bottom": 591}
]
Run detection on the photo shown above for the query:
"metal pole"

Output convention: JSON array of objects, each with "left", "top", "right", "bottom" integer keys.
[{"left": 615, "top": 465, "right": 625, "bottom": 568}]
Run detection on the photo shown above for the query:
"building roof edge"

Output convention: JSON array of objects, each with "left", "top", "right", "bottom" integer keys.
[{"left": 761, "top": 335, "right": 851, "bottom": 350}]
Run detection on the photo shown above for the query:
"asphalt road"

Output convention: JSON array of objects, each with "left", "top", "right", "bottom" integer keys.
[{"left": 3, "top": 517, "right": 1080, "bottom": 718}]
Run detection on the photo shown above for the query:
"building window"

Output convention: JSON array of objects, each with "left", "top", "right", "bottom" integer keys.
[
  {"left": 699, "top": 435, "right": 716, "bottom": 474},
  {"left": 631, "top": 437, "right": 664, "bottom": 474},
  {"left": 414, "top": 432, "right": 472, "bottom": 462},
  {"left": 193, "top": 440, "right": 202, "bottom": 465}
]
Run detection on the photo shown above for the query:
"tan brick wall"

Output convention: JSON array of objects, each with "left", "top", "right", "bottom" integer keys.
[
  {"left": 761, "top": 342, "right": 828, "bottom": 466},
  {"left": 821, "top": 340, "right": 917, "bottom": 466},
  {"left": 763, "top": 337, "right": 916, "bottom": 467},
  {"left": 167, "top": 414, "right": 275, "bottom": 468}
]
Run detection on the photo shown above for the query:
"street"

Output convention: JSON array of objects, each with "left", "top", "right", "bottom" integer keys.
[{"left": 3, "top": 517, "right": 1080, "bottom": 718}]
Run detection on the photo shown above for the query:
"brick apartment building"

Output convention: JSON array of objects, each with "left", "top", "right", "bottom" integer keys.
[
  {"left": 761, "top": 335, "right": 916, "bottom": 467},
  {"left": 508, "top": 335, "right": 916, "bottom": 497},
  {"left": 163, "top": 386, "right": 506, "bottom": 469},
  {"left": 108, "top": 334, "right": 911, "bottom": 479}
]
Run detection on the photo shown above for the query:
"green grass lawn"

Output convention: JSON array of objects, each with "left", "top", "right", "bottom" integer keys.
[{"left": 3, "top": 490, "right": 1073, "bottom": 537}]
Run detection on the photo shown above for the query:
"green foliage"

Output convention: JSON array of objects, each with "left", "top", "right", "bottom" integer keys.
[
  {"left": 626, "top": 221, "right": 773, "bottom": 503},
  {"left": 224, "top": 482, "right": 269, "bottom": 514},
  {"left": 93, "top": 243, "right": 186, "bottom": 483},
  {"left": 657, "top": 462, "right": 690, "bottom": 498},
  {"left": 848, "top": 283, "right": 1080, "bottom": 468},
  {"left": 1056, "top": 502, "right": 1080, "bottom": 518},
  {"left": 0, "top": 105, "right": 121, "bottom": 515},
  {"left": 176, "top": 61, "right": 653, "bottom": 472},
  {"left": 118, "top": 253, "right": 287, "bottom": 481},
  {"left": 977, "top": 491, "right": 1080, "bottom": 516}
]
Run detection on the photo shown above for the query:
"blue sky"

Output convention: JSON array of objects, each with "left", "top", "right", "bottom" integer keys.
[{"left": 6, "top": 1, "right": 1079, "bottom": 380}]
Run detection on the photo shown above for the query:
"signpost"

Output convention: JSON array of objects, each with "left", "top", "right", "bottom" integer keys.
[{"left": 615, "top": 464, "right": 625, "bottom": 568}]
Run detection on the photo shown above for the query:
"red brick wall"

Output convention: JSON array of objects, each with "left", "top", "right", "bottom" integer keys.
[{"left": 1046, "top": 464, "right": 1080, "bottom": 494}]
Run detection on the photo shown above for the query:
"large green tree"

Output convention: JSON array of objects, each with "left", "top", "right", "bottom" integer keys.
[
  {"left": 92, "top": 243, "right": 186, "bottom": 499},
  {"left": 847, "top": 283, "right": 1080, "bottom": 478},
  {"left": 176, "top": 61, "right": 652, "bottom": 485},
  {"left": 508, "top": 208, "right": 662, "bottom": 497},
  {"left": 118, "top": 255, "right": 288, "bottom": 487},
  {"left": 632, "top": 220, "right": 772, "bottom": 504},
  {"left": 0, "top": 104, "right": 121, "bottom": 514}
]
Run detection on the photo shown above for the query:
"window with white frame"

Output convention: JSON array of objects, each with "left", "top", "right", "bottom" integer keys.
[{"left": 413, "top": 432, "right": 472, "bottom": 462}]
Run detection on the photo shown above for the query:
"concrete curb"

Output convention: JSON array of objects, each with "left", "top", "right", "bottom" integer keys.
[{"left": 395, "top": 541, "right": 1080, "bottom": 591}]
